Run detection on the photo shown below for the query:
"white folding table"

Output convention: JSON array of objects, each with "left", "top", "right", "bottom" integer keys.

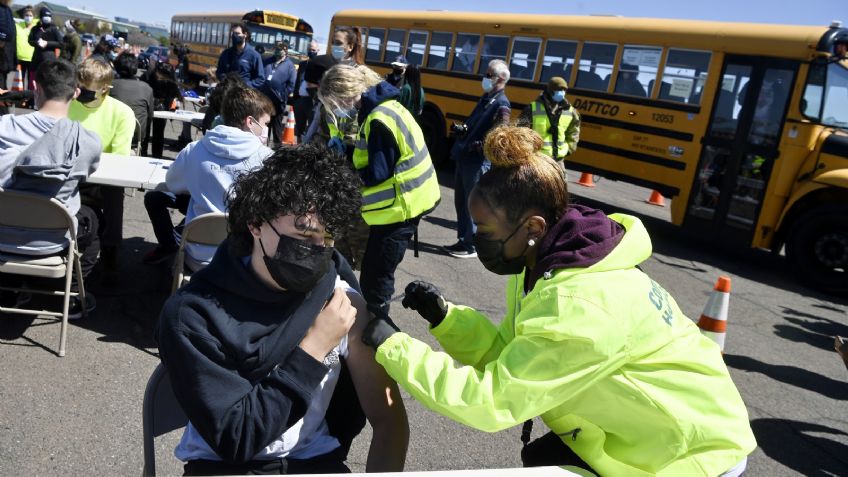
[{"left": 87, "top": 153, "right": 172, "bottom": 190}]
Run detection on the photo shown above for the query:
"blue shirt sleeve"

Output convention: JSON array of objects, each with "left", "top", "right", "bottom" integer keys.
[
  {"left": 216, "top": 49, "right": 228, "bottom": 80},
  {"left": 247, "top": 50, "right": 265, "bottom": 89},
  {"left": 360, "top": 120, "right": 399, "bottom": 187}
]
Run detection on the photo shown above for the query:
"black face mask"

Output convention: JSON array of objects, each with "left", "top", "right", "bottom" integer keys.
[
  {"left": 77, "top": 87, "right": 98, "bottom": 104},
  {"left": 259, "top": 222, "right": 333, "bottom": 293},
  {"left": 472, "top": 220, "right": 530, "bottom": 275},
  {"left": 232, "top": 33, "right": 245, "bottom": 46},
  {"left": 306, "top": 87, "right": 318, "bottom": 100},
  {"left": 307, "top": 50, "right": 318, "bottom": 59}
]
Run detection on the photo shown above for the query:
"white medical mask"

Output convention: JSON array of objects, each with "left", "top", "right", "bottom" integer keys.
[
  {"left": 24, "top": 15, "right": 33, "bottom": 25},
  {"left": 249, "top": 117, "right": 268, "bottom": 145},
  {"left": 552, "top": 90, "right": 566, "bottom": 103},
  {"left": 41, "top": 16, "right": 52, "bottom": 25},
  {"left": 481, "top": 77, "right": 494, "bottom": 93},
  {"left": 331, "top": 45, "right": 345, "bottom": 60}
]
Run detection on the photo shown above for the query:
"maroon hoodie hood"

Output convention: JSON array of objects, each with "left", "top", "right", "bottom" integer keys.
[{"left": 525, "top": 205, "right": 625, "bottom": 291}]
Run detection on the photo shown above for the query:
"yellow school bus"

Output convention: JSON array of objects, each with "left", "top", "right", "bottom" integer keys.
[
  {"left": 170, "top": 10, "right": 313, "bottom": 79},
  {"left": 331, "top": 10, "right": 848, "bottom": 293}
]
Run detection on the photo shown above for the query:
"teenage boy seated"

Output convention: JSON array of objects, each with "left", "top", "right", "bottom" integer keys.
[
  {"left": 157, "top": 144, "right": 409, "bottom": 474},
  {"left": 143, "top": 87, "right": 274, "bottom": 265},
  {"left": 0, "top": 59, "right": 101, "bottom": 317},
  {"left": 68, "top": 57, "right": 136, "bottom": 279}
]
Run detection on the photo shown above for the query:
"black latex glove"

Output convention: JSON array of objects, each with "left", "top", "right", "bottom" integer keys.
[
  {"left": 362, "top": 313, "right": 401, "bottom": 349},
  {"left": 401, "top": 281, "right": 448, "bottom": 327}
]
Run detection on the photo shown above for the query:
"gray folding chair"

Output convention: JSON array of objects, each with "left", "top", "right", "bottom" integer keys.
[
  {"left": 171, "top": 212, "right": 228, "bottom": 294},
  {"left": 0, "top": 188, "right": 87, "bottom": 357},
  {"left": 142, "top": 362, "right": 187, "bottom": 476}
]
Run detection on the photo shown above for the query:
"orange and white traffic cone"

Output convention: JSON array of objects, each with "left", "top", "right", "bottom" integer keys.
[
  {"left": 576, "top": 172, "right": 595, "bottom": 188},
  {"left": 282, "top": 105, "right": 296, "bottom": 145},
  {"left": 11, "top": 65, "right": 23, "bottom": 92},
  {"left": 646, "top": 190, "right": 665, "bottom": 207},
  {"left": 697, "top": 276, "right": 731, "bottom": 352}
]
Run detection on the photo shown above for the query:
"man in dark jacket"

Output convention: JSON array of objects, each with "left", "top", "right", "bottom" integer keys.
[
  {"left": 60, "top": 19, "right": 81, "bottom": 64},
  {"left": 0, "top": 0, "right": 16, "bottom": 114},
  {"left": 111, "top": 52, "right": 154, "bottom": 154},
  {"left": 27, "top": 6, "right": 61, "bottom": 73},
  {"left": 216, "top": 23, "right": 264, "bottom": 89},
  {"left": 443, "top": 58, "right": 511, "bottom": 258},
  {"left": 157, "top": 144, "right": 408, "bottom": 473},
  {"left": 258, "top": 41, "right": 295, "bottom": 143}
]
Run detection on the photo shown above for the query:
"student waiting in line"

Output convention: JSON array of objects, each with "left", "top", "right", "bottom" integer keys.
[
  {"left": 142, "top": 87, "right": 274, "bottom": 265},
  {"left": 0, "top": 59, "right": 101, "bottom": 317},
  {"left": 157, "top": 144, "right": 408, "bottom": 474},
  {"left": 362, "top": 126, "right": 756, "bottom": 477}
]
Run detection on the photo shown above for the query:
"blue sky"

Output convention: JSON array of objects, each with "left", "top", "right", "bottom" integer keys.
[{"left": 72, "top": 0, "right": 842, "bottom": 41}]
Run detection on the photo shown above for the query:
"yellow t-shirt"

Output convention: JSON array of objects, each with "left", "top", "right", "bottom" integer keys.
[
  {"left": 68, "top": 95, "right": 136, "bottom": 155},
  {"left": 15, "top": 22, "right": 35, "bottom": 62}
]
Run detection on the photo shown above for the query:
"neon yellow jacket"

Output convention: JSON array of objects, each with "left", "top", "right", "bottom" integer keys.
[
  {"left": 15, "top": 22, "right": 35, "bottom": 62},
  {"left": 376, "top": 214, "right": 756, "bottom": 476}
]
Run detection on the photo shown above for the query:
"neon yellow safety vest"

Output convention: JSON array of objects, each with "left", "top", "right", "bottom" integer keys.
[
  {"left": 16, "top": 22, "right": 35, "bottom": 62},
  {"left": 531, "top": 100, "right": 574, "bottom": 160},
  {"left": 352, "top": 100, "right": 440, "bottom": 225}
]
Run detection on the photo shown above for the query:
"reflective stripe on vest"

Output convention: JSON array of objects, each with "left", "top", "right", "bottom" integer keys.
[
  {"left": 352, "top": 100, "right": 440, "bottom": 225},
  {"left": 531, "top": 101, "right": 573, "bottom": 160}
]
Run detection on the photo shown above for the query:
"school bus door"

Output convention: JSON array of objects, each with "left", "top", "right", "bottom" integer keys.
[{"left": 684, "top": 55, "right": 797, "bottom": 246}]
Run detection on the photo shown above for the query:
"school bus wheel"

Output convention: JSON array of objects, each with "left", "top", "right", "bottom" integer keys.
[{"left": 786, "top": 204, "right": 848, "bottom": 295}]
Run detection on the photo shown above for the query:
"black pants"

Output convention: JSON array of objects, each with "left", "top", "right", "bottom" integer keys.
[
  {"left": 293, "top": 96, "right": 313, "bottom": 139},
  {"left": 183, "top": 446, "right": 350, "bottom": 475},
  {"left": 521, "top": 431, "right": 595, "bottom": 473},
  {"left": 80, "top": 184, "right": 124, "bottom": 249},
  {"left": 144, "top": 191, "right": 190, "bottom": 249},
  {"left": 359, "top": 217, "right": 419, "bottom": 316},
  {"left": 151, "top": 117, "right": 168, "bottom": 158}
]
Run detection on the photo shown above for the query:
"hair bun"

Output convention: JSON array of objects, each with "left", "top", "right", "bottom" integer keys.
[{"left": 483, "top": 126, "right": 543, "bottom": 168}]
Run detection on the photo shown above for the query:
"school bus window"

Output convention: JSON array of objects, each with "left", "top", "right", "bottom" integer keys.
[
  {"left": 427, "top": 31, "right": 453, "bottom": 70},
  {"left": 406, "top": 30, "right": 429, "bottom": 66},
  {"left": 366, "top": 27, "right": 385, "bottom": 62},
  {"left": 816, "top": 61, "right": 848, "bottom": 127},
  {"left": 203, "top": 23, "right": 210, "bottom": 44},
  {"left": 477, "top": 35, "right": 509, "bottom": 74},
  {"left": 452, "top": 33, "right": 480, "bottom": 73},
  {"left": 576, "top": 42, "right": 617, "bottom": 92},
  {"left": 385, "top": 29, "right": 407, "bottom": 62},
  {"left": 658, "top": 49, "right": 711, "bottom": 104},
  {"left": 615, "top": 45, "right": 661, "bottom": 98},
  {"left": 540, "top": 39, "right": 577, "bottom": 84},
  {"left": 509, "top": 37, "right": 541, "bottom": 81}
]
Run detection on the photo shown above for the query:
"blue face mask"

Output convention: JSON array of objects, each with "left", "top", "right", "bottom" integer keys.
[
  {"left": 333, "top": 106, "right": 357, "bottom": 119},
  {"left": 552, "top": 90, "right": 566, "bottom": 103},
  {"left": 481, "top": 77, "right": 494, "bottom": 93},
  {"left": 108, "top": 51, "right": 118, "bottom": 61},
  {"left": 331, "top": 45, "right": 345, "bottom": 60}
]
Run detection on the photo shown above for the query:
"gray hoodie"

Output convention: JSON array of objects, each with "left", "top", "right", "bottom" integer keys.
[{"left": 0, "top": 113, "right": 101, "bottom": 255}]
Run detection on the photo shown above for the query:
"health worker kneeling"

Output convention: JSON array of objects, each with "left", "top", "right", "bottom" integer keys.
[{"left": 362, "top": 126, "right": 756, "bottom": 476}]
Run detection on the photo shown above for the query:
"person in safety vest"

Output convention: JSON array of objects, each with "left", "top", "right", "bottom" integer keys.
[
  {"left": 361, "top": 125, "right": 756, "bottom": 476},
  {"left": 318, "top": 64, "right": 440, "bottom": 317},
  {"left": 518, "top": 76, "right": 580, "bottom": 168}
]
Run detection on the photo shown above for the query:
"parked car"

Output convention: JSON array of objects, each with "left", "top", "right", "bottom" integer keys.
[
  {"left": 137, "top": 46, "right": 169, "bottom": 70},
  {"left": 80, "top": 33, "right": 96, "bottom": 46}
]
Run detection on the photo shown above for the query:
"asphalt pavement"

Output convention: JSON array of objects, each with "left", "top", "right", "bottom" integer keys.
[{"left": 1, "top": 119, "right": 846, "bottom": 476}]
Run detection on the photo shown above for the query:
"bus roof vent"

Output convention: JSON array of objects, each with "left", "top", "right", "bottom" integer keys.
[{"left": 831, "top": 20, "right": 842, "bottom": 28}]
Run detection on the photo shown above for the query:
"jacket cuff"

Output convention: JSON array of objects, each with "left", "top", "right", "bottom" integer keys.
[
  {"left": 375, "top": 331, "right": 410, "bottom": 363},
  {"left": 277, "top": 347, "right": 329, "bottom": 394},
  {"left": 429, "top": 303, "right": 461, "bottom": 339}
]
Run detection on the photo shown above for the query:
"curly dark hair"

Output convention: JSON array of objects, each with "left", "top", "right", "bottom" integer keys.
[{"left": 226, "top": 143, "right": 363, "bottom": 256}]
